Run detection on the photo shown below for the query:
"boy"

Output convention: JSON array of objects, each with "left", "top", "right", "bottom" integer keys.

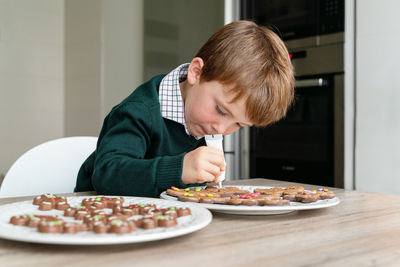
[{"left": 75, "top": 20, "right": 294, "bottom": 197}]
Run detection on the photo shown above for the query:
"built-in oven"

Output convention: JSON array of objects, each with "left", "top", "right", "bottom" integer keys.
[
  {"left": 247, "top": 36, "right": 344, "bottom": 187},
  {"left": 250, "top": 74, "right": 341, "bottom": 186},
  {"left": 223, "top": 0, "right": 345, "bottom": 187},
  {"left": 240, "top": 0, "right": 344, "bottom": 41}
]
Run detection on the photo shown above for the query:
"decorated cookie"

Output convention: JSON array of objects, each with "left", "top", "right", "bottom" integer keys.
[
  {"left": 38, "top": 220, "right": 64, "bottom": 234},
  {"left": 156, "top": 215, "right": 177, "bottom": 227},
  {"left": 163, "top": 208, "right": 178, "bottom": 219},
  {"left": 9, "top": 215, "right": 30, "bottom": 225},
  {"left": 63, "top": 222, "right": 87, "bottom": 234},
  {"left": 109, "top": 220, "right": 136, "bottom": 234},
  {"left": 33, "top": 194, "right": 68, "bottom": 211},
  {"left": 93, "top": 222, "right": 109, "bottom": 234},
  {"left": 11, "top": 194, "right": 193, "bottom": 235},
  {"left": 55, "top": 201, "right": 70, "bottom": 211},
  {"left": 140, "top": 218, "right": 157, "bottom": 229},
  {"left": 295, "top": 191, "right": 320, "bottom": 203},
  {"left": 317, "top": 188, "right": 336, "bottom": 199},
  {"left": 176, "top": 207, "right": 191, "bottom": 217},
  {"left": 167, "top": 185, "right": 335, "bottom": 206}
]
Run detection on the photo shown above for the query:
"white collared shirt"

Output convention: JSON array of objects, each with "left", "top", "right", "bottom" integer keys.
[{"left": 159, "top": 63, "right": 195, "bottom": 137}]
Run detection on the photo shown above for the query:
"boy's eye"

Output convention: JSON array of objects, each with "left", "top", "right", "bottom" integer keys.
[{"left": 216, "top": 105, "right": 227, "bottom": 116}]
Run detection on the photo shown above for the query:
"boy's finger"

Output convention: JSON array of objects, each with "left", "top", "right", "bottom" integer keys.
[
  {"left": 205, "top": 163, "right": 221, "bottom": 177},
  {"left": 199, "top": 170, "right": 218, "bottom": 183},
  {"left": 206, "top": 153, "right": 225, "bottom": 168}
]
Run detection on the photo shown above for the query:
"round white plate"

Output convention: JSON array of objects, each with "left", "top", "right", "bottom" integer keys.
[
  {"left": 0, "top": 196, "right": 212, "bottom": 245},
  {"left": 160, "top": 185, "right": 340, "bottom": 215}
]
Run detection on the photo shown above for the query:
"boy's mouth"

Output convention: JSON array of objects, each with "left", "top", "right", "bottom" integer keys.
[{"left": 199, "top": 126, "right": 208, "bottom": 135}]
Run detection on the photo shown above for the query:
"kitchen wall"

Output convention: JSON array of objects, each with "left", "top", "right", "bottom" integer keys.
[
  {"left": 0, "top": 0, "right": 143, "bottom": 176},
  {"left": 0, "top": 0, "right": 64, "bottom": 177},
  {"left": 355, "top": 0, "right": 400, "bottom": 194},
  {"left": 64, "top": 0, "right": 102, "bottom": 137},
  {"left": 100, "top": 0, "right": 143, "bottom": 120},
  {"left": 143, "top": 0, "right": 224, "bottom": 80}
]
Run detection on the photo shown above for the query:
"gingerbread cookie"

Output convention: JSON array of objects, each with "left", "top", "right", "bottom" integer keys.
[
  {"left": 10, "top": 194, "right": 193, "bottom": 235},
  {"left": 167, "top": 185, "right": 335, "bottom": 206},
  {"left": 33, "top": 194, "right": 69, "bottom": 211}
]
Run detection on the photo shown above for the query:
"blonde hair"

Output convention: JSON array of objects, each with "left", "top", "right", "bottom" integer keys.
[{"left": 196, "top": 20, "right": 295, "bottom": 126}]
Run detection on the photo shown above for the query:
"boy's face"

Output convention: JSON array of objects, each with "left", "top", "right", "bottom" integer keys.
[
  {"left": 181, "top": 57, "right": 253, "bottom": 137},
  {"left": 181, "top": 77, "right": 253, "bottom": 137}
]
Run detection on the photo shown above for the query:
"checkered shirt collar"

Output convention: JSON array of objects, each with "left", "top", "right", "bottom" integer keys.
[{"left": 159, "top": 63, "right": 193, "bottom": 136}]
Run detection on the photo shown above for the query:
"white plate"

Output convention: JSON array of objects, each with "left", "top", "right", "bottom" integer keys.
[
  {"left": 160, "top": 185, "right": 340, "bottom": 215},
  {"left": 0, "top": 196, "right": 212, "bottom": 245}
]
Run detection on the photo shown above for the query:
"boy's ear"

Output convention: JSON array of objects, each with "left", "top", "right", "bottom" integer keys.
[{"left": 187, "top": 57, "right": 204, "bottom": 85}]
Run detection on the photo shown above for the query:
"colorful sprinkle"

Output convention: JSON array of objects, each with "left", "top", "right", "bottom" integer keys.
[{"left": 111, "top": 220, "right": 123, "bottom": 226}]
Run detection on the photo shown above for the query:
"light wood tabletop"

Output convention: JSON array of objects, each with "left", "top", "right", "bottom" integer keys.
[{"left": 1, "top": 178, "right": 400, "bottom": 267}]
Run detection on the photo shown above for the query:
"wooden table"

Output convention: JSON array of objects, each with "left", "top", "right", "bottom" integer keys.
[{"left": 1, "top": 178, "right": 400, "bottom": 266}]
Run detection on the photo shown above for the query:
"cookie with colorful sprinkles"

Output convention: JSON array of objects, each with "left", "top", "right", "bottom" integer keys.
[
  {"left": 166, "top": 185, "right": 335, "bottom": 206},
  {"left": 9, "top": 194, "right": 193, "bottom": 235}
]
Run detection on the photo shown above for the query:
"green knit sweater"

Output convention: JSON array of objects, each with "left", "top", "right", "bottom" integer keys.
[{"left": 75, "top": 74, "right": 206, "bottom": 197}]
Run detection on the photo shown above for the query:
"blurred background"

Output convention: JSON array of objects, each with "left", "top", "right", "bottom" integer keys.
[{"left": 0, "top": 0, "right": 399, "bottom": 195}]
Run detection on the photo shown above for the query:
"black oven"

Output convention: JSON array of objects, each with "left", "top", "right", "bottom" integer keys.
[
  {"left": 222, "top": 0, "right": 345, "bottom": 187},
  {"left": 247, "top": 39, "right": 344, "bottom": 187},
  {"left": 240, "top": 0, "right": 344, "bottom": 41},
  {"left": 250, "top": 75, "right": 335, "bottom": 186}
]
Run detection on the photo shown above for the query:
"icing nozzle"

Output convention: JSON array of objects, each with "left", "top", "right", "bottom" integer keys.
[{"left": 205, "top": 134, "right": 226, "bottom": 186}]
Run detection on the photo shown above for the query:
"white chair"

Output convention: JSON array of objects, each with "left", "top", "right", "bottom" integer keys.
[{"left": 0, "top": 136, "right": 97, "bottom": 198}]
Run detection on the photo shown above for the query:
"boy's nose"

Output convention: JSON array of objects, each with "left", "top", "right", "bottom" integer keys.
[
  {"left": 211, "top": 122, "right": 238, "bottom": 135},
  {"left": 211, "top": 123, "right": 226, "bottom": 135}
]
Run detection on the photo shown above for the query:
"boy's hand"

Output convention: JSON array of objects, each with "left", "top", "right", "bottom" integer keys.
[{"left": 182, "top": 146, "right": 226, "bottom": 184}]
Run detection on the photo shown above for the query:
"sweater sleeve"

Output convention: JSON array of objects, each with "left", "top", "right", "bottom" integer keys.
[{"left": 91, "top": 101, "right": 187, "bottom": 197}]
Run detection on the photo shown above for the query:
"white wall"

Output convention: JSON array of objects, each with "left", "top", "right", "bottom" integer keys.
[
  {"left": 64, "top": 0, "right": 102, "bottom": 137},
  {"left": 355, "top": 0, "right": 400, "bottom": 193},
  {"left": 0, "top": 0, "right": 64, "bottom": 176},
  {"left": 143, "top": 0, "right": 224, "bottom": 80},
  {"left": 344, "top": 0, "right": 355, "bottom": 189},
  {"left": 101, "top": 0, "right": 143, "bottom": 119},
  {"left": 0, "top": 0, "right": 144, "bottom": 177}
]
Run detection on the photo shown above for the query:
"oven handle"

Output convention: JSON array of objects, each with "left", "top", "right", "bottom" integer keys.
[{"left": 295, "top": 78, "right": 328, "bottom": 88}]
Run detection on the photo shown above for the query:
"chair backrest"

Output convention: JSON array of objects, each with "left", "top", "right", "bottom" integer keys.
[{"left": 0, "top": 136, "right": 97, "bottom": 198}]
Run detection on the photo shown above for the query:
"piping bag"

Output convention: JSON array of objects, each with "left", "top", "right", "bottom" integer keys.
[{"left": 204, "top": 134, "right": 225, "bottom": 188}]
